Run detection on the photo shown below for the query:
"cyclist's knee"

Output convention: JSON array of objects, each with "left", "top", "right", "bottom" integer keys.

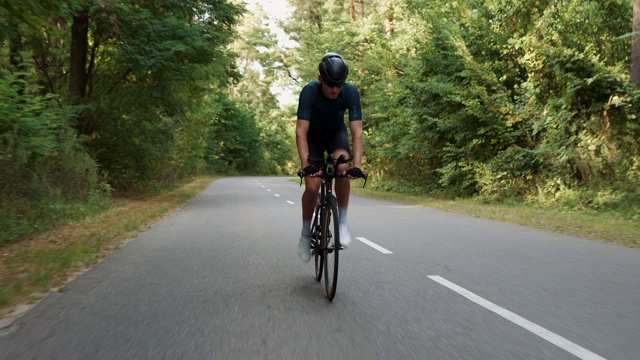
[
  {"left": 333, "top": 149, "right": 349, "bottom": 161},
  {"left": 333, "top": 150, "right": 350, "bottom": 171},
  {"left": 304, "top": 178, "right": 320, "bottom": 193}
]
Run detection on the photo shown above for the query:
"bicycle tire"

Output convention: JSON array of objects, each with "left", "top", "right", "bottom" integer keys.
[
  {"left": 311, "top": 206, "right": 323, "bottom": 281},
  {"left": 322, "top": 195, "right": 340, "bottom": 301}
]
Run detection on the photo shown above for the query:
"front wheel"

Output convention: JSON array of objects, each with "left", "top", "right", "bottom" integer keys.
[
  {"left": 311, "top": 205, "right": 323, "bottom": 281},
  {"left": 322, "top": 195, "right": 340, "bottom": 301}
]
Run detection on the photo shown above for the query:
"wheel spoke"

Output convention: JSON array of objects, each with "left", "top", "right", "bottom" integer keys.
[
  {"left": 323, "top": 197, "right": 339, "bottom": 300},
  {"left": 312, "top": 209, "right": 323, "bottom": 281}
]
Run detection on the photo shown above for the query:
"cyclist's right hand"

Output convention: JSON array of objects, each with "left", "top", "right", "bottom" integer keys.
[{"left": 301, "top": 165, "right": 321, "bottom": 177}]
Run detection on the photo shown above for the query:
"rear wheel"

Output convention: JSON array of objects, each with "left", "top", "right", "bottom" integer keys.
[{"left": 322, "top": 195, "right": 340, "bottom": 301}]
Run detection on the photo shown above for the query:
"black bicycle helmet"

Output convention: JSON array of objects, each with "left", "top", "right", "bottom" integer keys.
[{"left": 318, "top": 53, "right": 349, "bottom": 87}]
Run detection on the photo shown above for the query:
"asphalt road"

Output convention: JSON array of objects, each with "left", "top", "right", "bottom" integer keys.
[{"left": 1, "top": 177, "right": 638, "bottom": 360}]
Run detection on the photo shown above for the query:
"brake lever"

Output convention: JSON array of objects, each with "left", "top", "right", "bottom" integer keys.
[
  {"left": 298, "top": 171, "right": 305, "bottom": 186},
  {"left": 362, "top": 173, "right": 368, "bottom": 188}
]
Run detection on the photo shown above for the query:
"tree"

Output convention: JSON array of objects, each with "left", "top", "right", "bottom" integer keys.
[
  {"left": 231, "top": 4, "right": 296, "bottom": 173},
  {"left": 633, "top": 0, "right": 640, "bottom": 85},
  {"left": 1, "top": 0, "right": 245, "bottom": 189}
]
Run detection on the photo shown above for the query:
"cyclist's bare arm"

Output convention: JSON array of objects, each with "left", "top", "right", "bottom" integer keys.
[
  {"left": 348, "top": 120, "right": 363, "bottom": 176},
  {"left": 296, "top": 119, "right": 321, "bottom": 177}
]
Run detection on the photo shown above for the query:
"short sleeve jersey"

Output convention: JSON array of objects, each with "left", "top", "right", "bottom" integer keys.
[{"left": 296, "top": 81, "right": 362, "bottom": 131}]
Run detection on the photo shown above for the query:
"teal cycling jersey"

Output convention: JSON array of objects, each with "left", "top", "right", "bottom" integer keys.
[{"left": 296, "top": 80, "right": 362, "bottom": 131}]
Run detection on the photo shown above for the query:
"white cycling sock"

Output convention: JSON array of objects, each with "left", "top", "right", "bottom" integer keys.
[
  {"left": 339, "top": 207, "right": 348, "bottom": 227},
  {"left": 302, "top": 220, "right": 311, "bottom": 237}
]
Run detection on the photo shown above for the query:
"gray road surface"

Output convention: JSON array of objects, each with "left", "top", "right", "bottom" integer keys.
[{"left": 0, "top": 177, "right": 638, "bottom": 360}]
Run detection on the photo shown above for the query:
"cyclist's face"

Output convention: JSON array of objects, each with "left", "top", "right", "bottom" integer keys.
[{"left": 319, "top": 76, "right": 343, "bottom": 99}]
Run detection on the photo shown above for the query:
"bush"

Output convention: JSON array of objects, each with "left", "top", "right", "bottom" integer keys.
[{"left": 0, "top": 70, "right": 110, "bottom": 246}]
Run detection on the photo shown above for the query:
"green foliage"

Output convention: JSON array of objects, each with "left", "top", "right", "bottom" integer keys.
[
  {"left": 1, "top": 0, "right": 254, "bottom": 244},
  {"left": 508, "top": 1, "right": 639, "bottom": 214},
  {"left": 280, "top": 0, "right": 639, "bottom": 218},
  {"left": 2, "top": 0, "right": 639, "bottom": 250},
  {"left": 203, "top": 91, "right": 263, "bottom": 173},
  {"left": 0, "top": 70, "right": 63, "bottom": 159},
  {"left": 0, "top": 69, "right": 110, "bottom": 246},
  {"left": 232, "top": 4, "right": 297, "bottom": 174},
  {"left": 67, "top": 0, "right": 244, "bottom": 189}
]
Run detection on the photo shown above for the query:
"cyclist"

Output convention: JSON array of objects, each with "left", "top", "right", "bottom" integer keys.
[{"left": 296, "top": 52, "right": 364, "bottom": 263}]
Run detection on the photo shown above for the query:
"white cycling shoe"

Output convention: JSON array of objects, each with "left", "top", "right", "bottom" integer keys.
[
  {"left": 339, "top": 224, "right": 351, "bottom": 248},
  {"left": 298, "top": 234, "right": 311, "bottom": 263}
]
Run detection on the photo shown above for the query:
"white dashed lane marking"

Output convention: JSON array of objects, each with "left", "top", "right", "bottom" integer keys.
[
  {"left": 356, "top": 237, "right": 393, "bottom": 254},
  {"left": 257, "top": 182, "right": 292, "bottom": 204},
  {"left": 428, "top": 276, "right": 607, "bottom": 360}
]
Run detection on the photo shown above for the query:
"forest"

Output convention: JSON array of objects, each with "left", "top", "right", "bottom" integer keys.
[{"left": 1, "top": 0, "right": 639, "bottom": 246}]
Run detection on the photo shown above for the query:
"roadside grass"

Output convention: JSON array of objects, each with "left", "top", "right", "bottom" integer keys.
[{"left": 0, "top": 176, "right": 216, "bottom": 318}]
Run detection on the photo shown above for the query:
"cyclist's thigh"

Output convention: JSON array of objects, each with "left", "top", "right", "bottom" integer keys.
[
  {"left": 328, "top": 126, "right": 350, "bottom": 172},
  {"left": 327, "top": 126, "right": 350, "bottom": 156},
  {"left": 307, "top": 130, "right": 328, "bottom": 162}
]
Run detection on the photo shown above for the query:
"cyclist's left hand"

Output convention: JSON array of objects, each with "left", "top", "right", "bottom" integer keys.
[{"left": 345, "top": 167, "right": 364, "bottom": 179}]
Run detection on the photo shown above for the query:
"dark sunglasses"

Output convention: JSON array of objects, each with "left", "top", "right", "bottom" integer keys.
[{"left": 323, "top": 80, "right": 344, "bottom": 88}]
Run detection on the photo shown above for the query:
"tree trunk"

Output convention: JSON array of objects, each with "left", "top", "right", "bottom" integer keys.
[
  {"left": 356, "top": 0, "right": 364, "bottom": 19},
  {"left": 70, "top": 10, "right": 89, "bottom": 99},
  {"left": 309, "top": 1, "right": 322, "bottom": 31},
  {"left": 632, "top": 0, "right": 640, "bottom": 86},
  {"left": 384, "top": 1, "right": 394, "bottom": 38},
  {"left": 349, "top": 0, "right": 356, "bottom": 22},
  {"left": 70, "top": 10, "right": 90, "bottom": 134}
]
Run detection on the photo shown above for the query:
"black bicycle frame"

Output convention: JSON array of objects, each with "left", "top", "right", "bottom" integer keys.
[{"left": 298, "top": 153, "right": 367, "bottom": 250}]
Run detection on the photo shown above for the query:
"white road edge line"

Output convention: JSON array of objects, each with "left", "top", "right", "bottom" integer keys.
[
  {"left": 356, "top": 237, "right": 393, "bottom": 254},
  {"left": 286, "top": 201, "right": 295, "bottom": 205},
  {"left": 275, "top": 194, "right": 280, "bottom": 197},
  {"left": 427, "top": 275, "right": 607, "bottom": 360}
]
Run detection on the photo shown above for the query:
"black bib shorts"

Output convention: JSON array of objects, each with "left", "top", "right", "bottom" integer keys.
[{"left": 307, "top": 126, "right": 350, "bottom": 161}]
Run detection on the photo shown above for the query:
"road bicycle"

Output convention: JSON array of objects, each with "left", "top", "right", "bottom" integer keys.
[{"left": 298, "top": 154, "right": 367, "bottom": 300}]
